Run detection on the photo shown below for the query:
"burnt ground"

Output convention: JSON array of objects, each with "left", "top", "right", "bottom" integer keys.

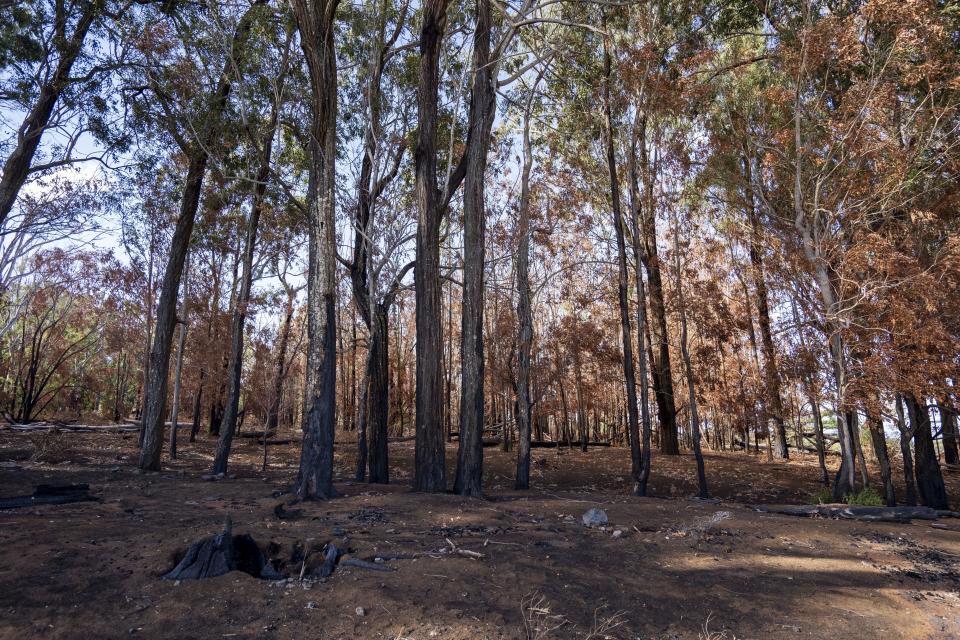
[{"left": 1, "top": 429, "right": 959, "bottom": 639}]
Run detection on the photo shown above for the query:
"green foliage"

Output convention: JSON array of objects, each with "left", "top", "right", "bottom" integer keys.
[
  {"left": 811, "top": 486, "right": 884, "bottom": 506},
  {"left": 812, "top": 487, "right": 833, "bottom": 504},
  {"left": 844, "top": 488, "right": 884, "bottom": 507}
]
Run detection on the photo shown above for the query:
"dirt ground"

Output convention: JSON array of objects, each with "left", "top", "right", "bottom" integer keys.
[{"left": 1, "top": 429, "right": 959, "bottom": 640}]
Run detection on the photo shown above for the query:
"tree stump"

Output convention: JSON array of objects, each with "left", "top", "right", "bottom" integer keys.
[{"left": 164, "top": 518, "right": 285, "bottom": 580}]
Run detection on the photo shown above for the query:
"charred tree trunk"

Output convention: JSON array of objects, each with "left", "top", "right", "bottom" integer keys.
[
  {"left": 628, "top": 118, "right": 653, "bottom": 496},
  {"left": 601, "top": 38, "right": 641, "bottom": 494},
  {"left": 513, "top": 79, "right": 537, "bottom": 491},
  {"left": 292, "top": 0, "right": 340, "bottom": 500},
  {"left": 413, "top": 0, "right": 452, "bottom": 493},
  {"left": 213, "top": 70, "right": 283, "bottom": 475},
  {"left": 266, "top": 286, "right": 296, "bottom": 433},
  {"left": 454, "top": 0, "right": 496, "bottom": 497},
  {"left": 939, "top": 397, "right": 959, "bottom": 466},
  {"left": 896, "top": 393, "right": 918, "bottom": 506},
  {"left": 635, "top": 116, "right": 678, "bottom": 455},
  {"left": 671, "top": 215, "right": 708, "bottom": 499},
  {"left": 743, "top": 156, "right": 788, "bottom": 459},
  {"left": 168, "top": 252, "right": 191, "bottom": 460},
  {"left": 367, "top": 303, "right": 391, "bottom": 483},
  {"left": 138, "top": 1, "right": 263, "bottom": 471},
  {"left": 865, "top": 410, "right": 895, "bottom": 506},
  {"left": 905, "top": 393, "right": 949, "bottom": 509}
]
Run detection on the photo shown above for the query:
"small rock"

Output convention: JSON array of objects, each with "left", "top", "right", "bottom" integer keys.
[
  {"left": 612, "top": 530, "right": 624, "bottom": 539},
  {"left": 582, "top": 508, "right": 608, "bottom": 528},
  {"left": 306, "top": 601, "right": 317, "bottom": 610},
  {"left": 355, "top": 607, "right": 366, "bottom": 617}
]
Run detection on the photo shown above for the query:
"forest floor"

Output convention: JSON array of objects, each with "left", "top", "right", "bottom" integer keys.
[{"left": 1, "top": 429, "right": 959, "bottom": 640}]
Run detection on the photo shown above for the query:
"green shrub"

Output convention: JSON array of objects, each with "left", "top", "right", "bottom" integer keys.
[
  {"left": 811, "top": 487, "right": 833, "bottom": 504},
  {"left": 810, "top": 486, "right": 884, "bottom": 506},
  {"left": 844, "top": 487, "right": 884, "bottom": 506}
]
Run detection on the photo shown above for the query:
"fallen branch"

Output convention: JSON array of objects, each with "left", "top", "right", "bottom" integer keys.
[
  {"left": 444, "top": 537, "right": 485, "bottom": 559},
  {"left": 340, "top": 557, "right": 397, "bottom": 572},
  {"left": 755, "top": 504, "right": 950, "bottom": 523}
]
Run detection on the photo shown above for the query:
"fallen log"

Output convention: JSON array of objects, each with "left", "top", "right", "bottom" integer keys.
[
  {"left": 240, "top": 431, "right": 275, "bottom": 439},
  {"left": 530, "top": 440, "right": 612, "bottom": 448},
  {"left": 0, "top": 483, "right": 98, "bottom": 509},
  {"left": 3, "top": 423, "right": 139, "bottom": 433},
  {"left": 755, "top": 504, "right": 945, "bottom": 523},
  {"left": 256, "top": 438, "right": 292, "bottom": 446}
]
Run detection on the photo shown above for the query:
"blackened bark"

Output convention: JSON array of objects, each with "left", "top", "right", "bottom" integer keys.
[
  {"left": 895, "top": 394, "right": 918, "bottom": 506},
  {"left": 138, "top": 1, "right": 264, "bottom": 471},
  {"left": 940, "top": 397, "right": 959, "bottom": 466},
  {"left": 627, "top": 120, "right": 653, "bottom": 496},
  {"left": 190, "top": 377, "right": 203, "bottom": 442},
  {"left": 671, "top": 217, "right": 707, "bottom": 499},
  {"left": 513, "top": 85, "right": 536, "bottom": 491},
  {"left": 454, "top": 0, "right": 496, "bottom": 497},
  {"left": 743, "top": 157, "right": 788, "bottom": 459},
  {"left": 635, "top": 117, "right": 678, "bottom": 455},
  {"left": 168, "top": 252, "right": 191, "bottom": 459},
  {"left": 601, "top": 38, "right": 640, "bottom": 494},
  {"left": 266, "top": 287, "right": 295, "bottom": 433},
  {"left": 413, "top": 0, "right": 451, "bottom": 493},
  {"left": 367, "top": 304, "right": 391, "bottom": 483},
  {"left": 905, "top": 393, "right": 949, "bottom": 509},
  {"left": 213, "top": 79, "right": 282, "bottom": 475},
  {"left": 292, "top": 0, "right": 340, "bottom": 500},
  {"left": 866, "top": 409, "right": 895, "bottom": 506}
]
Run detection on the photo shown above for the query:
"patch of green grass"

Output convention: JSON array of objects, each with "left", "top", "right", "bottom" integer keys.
[
  {"left": 811, "top": 487, "right": 833, "bottom": 504},
  {"left": 810, "top": 486, "right": 884, "bottom": 506},
  {"left": 844, "top": 487, "right": 884, "bottom": 506}
]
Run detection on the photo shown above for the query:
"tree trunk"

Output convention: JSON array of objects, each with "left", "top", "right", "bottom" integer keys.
[
  {"left": 671, "top": 211, "right": 707, "bottom": 498},
  {"left": 168, "top": 252, "right": 191, "bottom": 460},
  {"left": 939, "top": 397, "right": 959, "bottom": 466},
  {"left": 413, "top": 0, "right": 452, "bottom": 493},
  {"left": 627, "top": 118, "right": 653, "bottom": 496},
  {"left": 138, "top": 1, "right": 263, "bottom": 471},
  {"left": 0, "top": 1, "right": 99, "bottom": 227},
  {"left": 213, "top": 84, "right": 281, "bottom": 475},
  {"left": 513, "top": 83, "right": 536, "bottom": 491},
  {"left": 895, "top": 393, "right": 918, "bottom": 506},
  {"left": 292, "top": 0, "right": 340, "bottom": 500},
  {"left": 266, "top": 287, "right": 296, "bottom": 433},
  {"left": 866, "top": 408, "right": 895, "bottom": 506},
  {"left": 635, "top": 116, "right": 678, "bottom": 455},
  {"left": 742, "top": 156, "right": 788, "bottom": 459},
  {"left": 367, "top": 303, "right": 391, "bottom": 483},
  {"left": 454, "top": 0, "right": 496, "bottom": 497},
  {"left": 601, "top": 39, "right": 641, "bottom": 493},
  {"left": 905, "top": 393, "right": 949, "bottom": 509}
]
